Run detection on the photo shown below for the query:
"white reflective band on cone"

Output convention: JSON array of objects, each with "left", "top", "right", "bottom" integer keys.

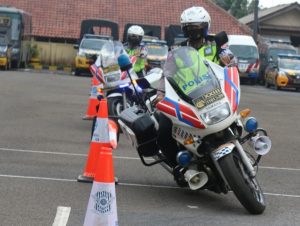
[
  {"left": 83, "top": 182, "right": 118, "bottom": 226},
  {"left": 92, "top": 118, "right": 110, "bottom": 143}
]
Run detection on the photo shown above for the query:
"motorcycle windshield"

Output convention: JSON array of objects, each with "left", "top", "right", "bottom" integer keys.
[
  {"left": 100, "top": 41, "right": 127, "bottom": 69},
  {"left": 164, "top": 47, "right": 224, "bottom": 108}
]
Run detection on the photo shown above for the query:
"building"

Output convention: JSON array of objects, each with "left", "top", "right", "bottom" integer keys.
[
  {"left": 0, "top": 0, "right": 252, "bottom": 66},
  {"left": 239, "top": 2, "right": 300, "bottom": 48}
]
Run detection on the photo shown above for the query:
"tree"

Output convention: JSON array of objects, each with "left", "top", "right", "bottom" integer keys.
[{"left": 213, "top": 0, "right": 258, "bottom": 18}]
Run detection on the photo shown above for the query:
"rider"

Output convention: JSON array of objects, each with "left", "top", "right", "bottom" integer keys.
[
  {"left": 155, "top": 6, "right": 235, "bottom": 169},
  {"left": 124, "top": 25, "right": 148, "bottom": 78}
]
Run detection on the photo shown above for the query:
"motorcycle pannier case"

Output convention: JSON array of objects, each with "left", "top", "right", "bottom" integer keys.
[{"left": 119, "top": 106, "right": 158, "bottom": 157}]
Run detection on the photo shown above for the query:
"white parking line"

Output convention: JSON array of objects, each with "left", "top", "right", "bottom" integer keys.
[
  {"left": 0, "top": 174, "right": 300, "bottom": 198},
  {"left": 1, "top": 147, "right": 300, "bottom": 172},
  {"left": 52, "top": 206, "right": 71, "bottom": 226}
]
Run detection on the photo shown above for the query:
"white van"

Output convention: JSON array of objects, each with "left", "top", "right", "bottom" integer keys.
[{"left": 228, "top": 35, "right": 259, "bottom": 85}]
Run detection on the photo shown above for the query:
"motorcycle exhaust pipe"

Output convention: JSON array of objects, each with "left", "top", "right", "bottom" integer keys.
[
  {"left": 184, "top": 169, "right": 208, "bottom": 190},
  {"left": 249, "top": 135, "right": 272, "bottom": 155}
]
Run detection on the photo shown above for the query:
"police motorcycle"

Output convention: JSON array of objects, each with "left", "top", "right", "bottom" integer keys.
[
  {"left": 117, "top": 46, "right": 272, "bottom": 214},
  {"left": 89, "top": 40, "right": 162, "bottom": 136}
]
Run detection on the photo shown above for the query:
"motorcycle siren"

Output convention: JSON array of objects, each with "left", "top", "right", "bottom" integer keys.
[
  {"left": 249, "top": 135, "right": 272, "bottom": 156},
  {"left": 180, "top": 6, "right": 211, "bottom": 40},
  {"left": 127, "top": 25, "right": 144, "bottom": 46},
  {"left": 184, "top": 169, "right": 208, "bottom": 190}
]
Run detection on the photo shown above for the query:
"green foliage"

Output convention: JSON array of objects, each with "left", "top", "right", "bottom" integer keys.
[
  {"left": 30, "top": 44, "right": 39, "bottom": 58},
  {"left": 213, "top": 0, "right": 259, "bottom": 18}
]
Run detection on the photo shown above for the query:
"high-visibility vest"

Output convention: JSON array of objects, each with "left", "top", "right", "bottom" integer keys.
[{"left": 125, "top": 46, "right": 147, "bottom": 73}]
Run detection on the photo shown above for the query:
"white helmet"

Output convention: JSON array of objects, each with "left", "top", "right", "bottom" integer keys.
[
  {"left": 180, "top": 6, "right": 211, "bottom": 39},
  {"left": 127, "top": 25, "right": 144, "bottom": 47},
  {"left": 127, "top": 25, "right": 144, "bottom": 36}
]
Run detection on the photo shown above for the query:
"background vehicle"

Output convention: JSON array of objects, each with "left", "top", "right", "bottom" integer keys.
[
  {"left": 228, "top": 35, "right": 259, "bottom": 85},
  {"left": 265, "top": 54, "right": 300, "bottom": 91},
  {"left": 0, "top": 6, "right": 32, "bottom": 69},
  {"left": 258, "top": 39, "right": 298, "bottom": 84},
  {"left": 74, "top": 34, "right": 112, "bottom": 76},
  {"left": 142, "top": 39, "right": 168, "bottom": 69},
  {"left": 118, "top": 47, "right": 271, "bottom": 214},
  {"left": 0, "top": 40, "right": 12, "bottom": 70}
]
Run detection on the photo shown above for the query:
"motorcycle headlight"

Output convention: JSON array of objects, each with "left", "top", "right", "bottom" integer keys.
[
  {"left": 104, "top": 71, "right": 121, "bottom": 83},
  {"left": 78, "top": 50, "right": 86, "bottom": 57},
  {"left": 201, "top": 103, "right": 230, "bottom": 125}
]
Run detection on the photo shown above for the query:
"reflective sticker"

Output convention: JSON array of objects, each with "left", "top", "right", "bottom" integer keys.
[
  {"left": 213, "top": 144, "right": 235, "bottom": 160},
  {"left": 204, "top": 47, "right": 213, "bottom": 56}
]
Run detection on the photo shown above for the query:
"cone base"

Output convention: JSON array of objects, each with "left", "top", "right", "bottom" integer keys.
[{"left": 77, "top": 175, "right": 94, "bottom": 183}]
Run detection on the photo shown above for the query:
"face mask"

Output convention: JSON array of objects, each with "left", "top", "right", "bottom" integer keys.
[
  {"left": 128, "top": 35, "right": 141, "bottom": 46},
  {"left": 186, "top": 29, "right": 205, "bottom": 41}
]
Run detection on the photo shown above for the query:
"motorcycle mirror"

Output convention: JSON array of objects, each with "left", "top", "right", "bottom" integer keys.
[
  {"left": 118, "top": 54, "right": 132, "bottom": 71},
  {"left": 136, "top": 77, "right": 151, "bottom": 89},
  {"left": 214, "top": 31, "right": 229, "bottom": 48}
]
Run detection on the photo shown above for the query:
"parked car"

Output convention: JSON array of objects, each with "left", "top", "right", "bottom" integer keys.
[
  {"left": 228, "top": 35, "right": 259, "bottom": 85},
  {"left": 265, "top": 53, "right": 300, "bottom": 91},
  {"left": 142, "top": 39, "right": 168, "bottom": 69},
  {"left": 258, "top": 39, "right": 297, "bottom": 84},
  {"left": 74, "top": 34, "right": 112, "bottom": 76}
]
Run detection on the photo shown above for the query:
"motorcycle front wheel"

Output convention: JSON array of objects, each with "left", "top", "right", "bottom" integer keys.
[
  {"left": 108, "top": 96, "right": 132, "bottom": 117},
  {"left": 218, "top": 152, "right": 266, "bottom": 214}
]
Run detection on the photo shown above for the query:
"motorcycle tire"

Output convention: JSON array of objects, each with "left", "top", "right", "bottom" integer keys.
[
  {"left": 108, "top": 96, "right": 131, "bottom": 118},
  {"left": 218, "top": 152, "right": 266, "bottom": 214}
]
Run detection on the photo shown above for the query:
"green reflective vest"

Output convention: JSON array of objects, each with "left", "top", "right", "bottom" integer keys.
[{"left": 126, "top": 48, "right": 146, "bottom": 73}]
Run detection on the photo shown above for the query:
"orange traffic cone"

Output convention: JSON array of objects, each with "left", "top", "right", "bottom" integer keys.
[
  {"left": 83, "top": 146, "right": 118, "bottom": 226},
  {"left": 78, "top": 98, "right": 111, "bottom": 183},
  {"left": 82, "top": 75, "right": 100, "bottom": 120}
]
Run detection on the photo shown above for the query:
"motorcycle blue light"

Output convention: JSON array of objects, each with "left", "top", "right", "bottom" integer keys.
[
  {"left": 176, "top": 151, "right": 192, "bottom": 167},
  {"left": 244, "top": 117, "right": 258, "bottom": 133},
  {"left": 118, "top": 54, "right": 132, "bottom": 71}
]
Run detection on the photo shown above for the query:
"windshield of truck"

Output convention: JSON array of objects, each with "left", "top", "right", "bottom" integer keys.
[
  {"left": 145, "top": 44, "right": 168, "bottom": 57},
  {"left": 229, "top": 45, "right": 258, "bottom": 59},
  {"left": 0, "top": 13, "right": 21, "bottom": 41},
  {"left": 269, "top": 48, "right": 297, "bottom": 62},
  {"left": 80, "top": 39, "right": 108, "bottom": 51}
]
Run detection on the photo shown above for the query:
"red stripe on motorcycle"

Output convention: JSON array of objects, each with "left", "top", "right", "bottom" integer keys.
[
  {"left": 178, "top": 104, "right": 205, "bottom": 128},
  {"left": 156, "top": 102, "right": 176, "bottom": 117}
]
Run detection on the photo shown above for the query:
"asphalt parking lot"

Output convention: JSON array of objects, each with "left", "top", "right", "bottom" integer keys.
[{"left": 0, "top": 70, "right": 299, "bottom": 226}]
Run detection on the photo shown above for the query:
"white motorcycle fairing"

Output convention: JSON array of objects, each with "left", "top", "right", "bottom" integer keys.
[{"left": 156, "top": 63, "right": 240, "bottom": 155}]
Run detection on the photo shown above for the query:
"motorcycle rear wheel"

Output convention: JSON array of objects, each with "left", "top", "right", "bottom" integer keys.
[{"left": 219, "top": 152, "right": 266, "bottom": 214}]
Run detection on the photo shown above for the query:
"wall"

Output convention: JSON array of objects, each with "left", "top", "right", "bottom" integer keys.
[{"left": 33, "top": 41, "right": 77, "bottom": 66}]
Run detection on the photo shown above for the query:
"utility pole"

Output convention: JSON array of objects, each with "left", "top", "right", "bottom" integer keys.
[{"left": 253, "top": 0, "right": 259, "bottom": 43}]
